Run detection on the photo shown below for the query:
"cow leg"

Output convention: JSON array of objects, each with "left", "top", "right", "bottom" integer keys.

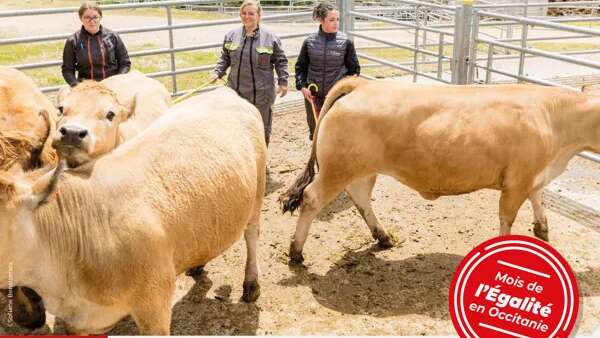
[
  {"left": 131, "top": 306, "right": 171, "bottom": 335},
  {"left": 499, "top": 189, "right": 529, "bottom": 236},
  {"left": 131, "top": 278, "right": 174, "bottom": 335},
  {"left": 529, "top": 188, "right": 549, "bottom": 241},
  {"left": 290, "top": 175, "right": 349, "bottom": 264},
  {"left": 242, "top": 206, "right": 261, "bottom": 302},
  {"left": 242, "top": 151, "right": 266, "bottom": 302},
  {"left": 345, "top": 175, "right": 396, "bottom": 248}
]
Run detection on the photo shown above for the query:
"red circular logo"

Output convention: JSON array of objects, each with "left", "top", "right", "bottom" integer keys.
[{"left": 449, "top": 235, "right": 579, "bottom": 338}]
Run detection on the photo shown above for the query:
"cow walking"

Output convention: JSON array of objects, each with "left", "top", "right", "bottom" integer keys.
[{"left": 280, "top": 77, "right": 600, "bottom": 263}]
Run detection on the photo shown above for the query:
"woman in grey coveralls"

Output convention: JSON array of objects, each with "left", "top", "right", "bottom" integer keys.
[{"left": 212, "top": 0, "right": 289, "bottom": 146}]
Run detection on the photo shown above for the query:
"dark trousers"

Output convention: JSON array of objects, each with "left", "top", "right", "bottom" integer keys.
[
  {"left": 303, "top": 95, "right": 325, "bottom": 140},
  {"left": 255, "top": 104, "right": 272, "bottom": 146}
]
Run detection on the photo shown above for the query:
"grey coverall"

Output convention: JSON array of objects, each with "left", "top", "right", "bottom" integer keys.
[{"left": 214, "top": 25, "right": 289, "bottom": 145}]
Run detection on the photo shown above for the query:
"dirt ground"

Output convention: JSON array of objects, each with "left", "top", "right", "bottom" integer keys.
[{"left": 1, "top": 94, "right": 599, "bottom": 336}]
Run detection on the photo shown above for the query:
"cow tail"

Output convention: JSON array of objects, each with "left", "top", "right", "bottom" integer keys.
[{"left": 279, "top": 76, "right": 367, "bottom": 214}]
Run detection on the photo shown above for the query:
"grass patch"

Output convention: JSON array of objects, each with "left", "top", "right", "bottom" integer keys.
[
  {"left": 565, "top": 21, "right": 600, "bottom": 29},
  {"left": 0, "top": 0, "right": 81, "bottom": 9},
  {"left": 529, "top": 41, "right": 600, "bottom": 52},
  {"left": 1, "top": 40, "right": 455, "bottom": 91},
  {"left": 0, "top": 41, "right": 64, "bottom": 65},
  {"left": 112, "top": 7, "right": 229, "bottom": 21}
]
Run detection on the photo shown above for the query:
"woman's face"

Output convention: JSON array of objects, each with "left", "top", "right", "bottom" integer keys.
[
  {"left": 320, "top": 10, "right": 339, "bottom": 33},
  {"left": 80, "top": 9, "right": 101, "bottom": 34},
  {"left": 240, "top": 5, "right": 260, "bottom": 30}
]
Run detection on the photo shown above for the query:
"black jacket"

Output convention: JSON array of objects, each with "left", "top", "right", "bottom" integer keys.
[
  {"left": 62, "top": 26, "right": 131, "bottom": 87},
  {"left": 295, "top": 26, "right": 360, "bottom": 97}
]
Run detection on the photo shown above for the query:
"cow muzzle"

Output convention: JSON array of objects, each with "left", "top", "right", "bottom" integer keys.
[
  {"left": 56, "top": 125, "right": 89, "bottom": 147},
  {"left": 1, "top": 287, "right": 46, "bottom": 330},
  {"left": 52, "top": 125, "right": 94, "bottom": 167}
]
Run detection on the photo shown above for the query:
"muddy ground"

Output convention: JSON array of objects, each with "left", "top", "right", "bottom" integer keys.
[{"left": 1, "top": 95, "right": 600, "bottom": 336}]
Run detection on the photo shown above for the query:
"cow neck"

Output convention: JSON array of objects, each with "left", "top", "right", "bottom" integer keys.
[
  {"left": 577, "top": 93, "right": 600, "bottom": 152},
  {"left": 31, "top": 168, "right": 114, "bottom": 265},
  {"left": 542, "top": 90, "right": 599, "bottom": 154}
]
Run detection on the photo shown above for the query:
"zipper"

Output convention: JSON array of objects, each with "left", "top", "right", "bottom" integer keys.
[
  {"left": 97, "top": 35, "right": 107, "bottom": 80},
  {"left": 87, "top": 36, "right": 94, "bottom": 80},
  {"left": 249, "top": 36, "right": 256, "bottom": 105},
  {"left": 322, "top": 38, "right": 328, "bottom": 98},
  {"left": 236, "top": 36, "right": 247, "bottom": 95}
]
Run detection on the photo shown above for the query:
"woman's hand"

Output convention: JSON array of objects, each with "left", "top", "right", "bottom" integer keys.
[
  {"left": 301, "top": 87, "right": 312, "bottom": 102},
  {"left": 277, "top": 84, "right": 288, "bottom": 97},
  {"left": 208, "top": 73, "right": 220, "bottom": 84}
]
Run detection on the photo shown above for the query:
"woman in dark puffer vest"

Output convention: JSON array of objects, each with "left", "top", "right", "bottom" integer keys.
[{"left": 295, "top": 2, "right": 361, "bottom": 140}]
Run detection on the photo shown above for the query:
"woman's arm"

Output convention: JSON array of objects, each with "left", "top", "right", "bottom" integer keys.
[
  {"left": 294, "top": 39, "right": 310, "bottom": 90},
  {"left": 344, "top": 39, "right": 360, "bottom": 76},
  {"left": 272, "top": 35, "right": 289, "bottom": 87},
  {"left": 213, "top": 38, "right": 232, "bottom": 79},
  {"left": 115, "top": 34, "right": 131, "bottom": 74},
  {"left": 61, "top": 37, "right": 78, "bottom": 87}
]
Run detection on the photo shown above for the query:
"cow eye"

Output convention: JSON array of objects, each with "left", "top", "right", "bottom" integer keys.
[
  {"left": 58, "top": 106, "right": 64, "bottom": 115},
  {"left": 106, "top": 111, "right": 116, "bottom": 121}
]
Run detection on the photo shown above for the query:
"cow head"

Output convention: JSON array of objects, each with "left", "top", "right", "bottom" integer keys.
[
  {"left": 0, "top": 162, "right": 63, "bottom": 289},
  {"left": 53, "top": 82, "right": 136, "bottom": 167}
]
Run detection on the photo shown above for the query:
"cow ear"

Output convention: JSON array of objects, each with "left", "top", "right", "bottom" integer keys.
[
  {"left": 582, "top": 85, "right": 590, "bottom": 93},
  {"left": 56, "top": 86, "right": 71, "bottom": 112},
  {"left": 120, "top": 93, "right": 137, "bottom": 122},
  {"left": 30, "top": 161, "right": 65, "bottom": 207},
  {"left": 0, "top": 173, "right": 17, "bottom": 206}
]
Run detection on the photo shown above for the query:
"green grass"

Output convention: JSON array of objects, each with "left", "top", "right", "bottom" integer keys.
[
  {"left": 13, "top": 39, "right": 599, "bottom": 91},
  {"left": 529, "top": 41, "right": 600, "bottom": 52},
  {"left": 565, "top": 21, "right": 600, "bottom": 29},
  {"left": 0, "top": 0, "right": 81, "bottom": 9},
  {"left": 111, "top": 7, "right": 229, "bottom": 21}
]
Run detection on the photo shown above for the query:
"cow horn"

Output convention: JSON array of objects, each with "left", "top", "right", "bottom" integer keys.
[{"left": 31, "top": 160, "right": 65, "bottom": 206}]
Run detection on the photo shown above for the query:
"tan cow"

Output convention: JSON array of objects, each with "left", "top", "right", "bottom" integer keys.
[
  {"left": 280, "top": 77, "right": 600, "bottom": 263},
  {"left": 53, "top": 71, "right": 171, "bottom": 167},
  {"left": 0, "top": 67, "right": 57, "bottom": 171},
  {"left": 0, "top": 87, "right": 266, "bottom": 335}
]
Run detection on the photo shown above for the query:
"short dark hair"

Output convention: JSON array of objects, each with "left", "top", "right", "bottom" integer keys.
[
  {"left": 78, "top": 1, "right": 102, "bottom": 19},
  {"left": 312, "top": 2, "right": 337, "bottom": 21}
]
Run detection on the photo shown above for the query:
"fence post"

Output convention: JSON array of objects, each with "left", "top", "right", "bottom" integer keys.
[
  {"left": 467, "top": 9, "right": 479, "bottom": 83},
  {"left": 166, "top": 5, "right": 178, "bottom": 95},
  {"left": 413, "top": 5, "right": 420, "bottom": 83},
  {"left": 451, "top": 0, "right": 473, "bottom": 84},
  {"left": 337, "top": 0, "right": 353, "bottom": 34}
]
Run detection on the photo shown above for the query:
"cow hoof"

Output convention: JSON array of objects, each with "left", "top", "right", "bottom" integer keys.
[
  {"left": 242, "top": 281, "right": 260, "bottom": 302},
  {"left": 376, "top": 231, "right": 402, "bottom": 249},
  {"left": 533, "top": 225, "right": 549, "bottom": 242},
  {"left": 288, "top": 244, "right": 305, "bottom": 265},
  {"left": 378, "top": 236, "right": 394, "bottom": 249},
  {"left": 185, "top": 265, "right": 205, "bottom": 277}
]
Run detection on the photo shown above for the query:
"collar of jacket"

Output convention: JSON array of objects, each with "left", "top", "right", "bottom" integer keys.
[
  {"left": 242, "top": 25, "right": 260, "bottom": 39},
  {"left": 318, "top": 25, "right": 337, "bottom": 41},
  {"left": 80, "top": 25, "right": 104, "bottom": 37}
]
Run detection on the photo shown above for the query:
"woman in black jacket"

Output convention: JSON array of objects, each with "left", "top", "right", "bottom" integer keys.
[
  {"left": 295, "top": 2, "right": 360, "bottom": 140},
  {"left": 61, "top": 2, "right": 131, "bottom": 87}
]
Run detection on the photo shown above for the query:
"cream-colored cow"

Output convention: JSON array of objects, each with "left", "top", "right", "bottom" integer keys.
[
  {"left": 281, "top": 77, "right": 600, "bottom": 263},
  {"left": 0, "top": 87, "right": 266, "bottom": 335},
  {"left": 53, "top": 71, "right": 171, "bottom": 167}
]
